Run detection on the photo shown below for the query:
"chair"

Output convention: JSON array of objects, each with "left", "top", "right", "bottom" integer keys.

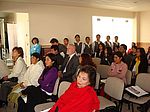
[
  {"left": 97, "top": 64, "right": 110, "bottom": 79},
  {"left": 34, "top": 81, "right": 71, "bottom": 112},
  {"left": 98, "top": 77, "right": 124, "bottom": 112},
  {"left": 123, "top": 73, "right": 150, "bottom": 112},
  {"left": 95, "top": 73, "right": 101, "bottom": 90},
  {"left": 92, "top": 58, "right": 100, "bottom": 66},
  {"left": 126, "top": 70, "right": 132, "bottom": 86}
]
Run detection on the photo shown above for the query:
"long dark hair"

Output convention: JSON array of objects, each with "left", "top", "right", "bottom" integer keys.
[
  {"left": 40, "top": 53, "right": 57, "bottom": 80},
  {"left": 80, "top": 53, "right": 96, "bottom": 68}
]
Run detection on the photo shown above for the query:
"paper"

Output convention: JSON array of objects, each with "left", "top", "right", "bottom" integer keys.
[
  {"left": 125, "top": 86, "right": 149, "bottom": 97},
  {"left": 41, "top": 108, "right": 51, "bottom": 112}
]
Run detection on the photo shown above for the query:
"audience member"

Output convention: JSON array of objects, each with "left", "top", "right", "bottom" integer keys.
[
  {"left": 17, "top": 53, "right": 58, "bottom": 112},
  {"left": 59, "top": 44, "right": 79, "bottom": 82},
  {"left": 92, "top": 34, "right": 103, "bottom": 57},
  {"left": 83, "top": 36, "right": 93, "bottom": 56},
  {"left": 50, "top": 45, "right": 64, "bottom": 69},
  {"left": 74, "top": 34, "right": 85, "bottom": 56},
  {"left": 108, "top": 51, "right": 128, "bottom": 84},
  {"left": 20, "top": 53, "right": 44, "bottom": 88},
  {"left": 30, "top": 37, "right": 41, "bottom": 55},
  {"left": 119, "top": 44, "right": 132, "bottom": 69},
  {"left": 100, "top": 47, "right": 113, "bottom": 65},
  {"left": 0, "top": 47, "right": 27, "bottom": 107},
  {"left": 146, "top": 47, "right": 150, "bottom": 66},
  {"left": 50, "top": 38, "right": 67, "bottom": 55},
  {"left": 96, "top": 42, "right": 105, "bottom": 58},
  {"left": 49, "top": 65, "right": 100, "bottom": 112},
  {"left": 130, "top": 47, "right": 148, "bottom": 74}
]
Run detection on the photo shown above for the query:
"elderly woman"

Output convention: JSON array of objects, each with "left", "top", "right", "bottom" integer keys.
[{"left": 35, "top": 65, "right": 100, "bottom": 112}]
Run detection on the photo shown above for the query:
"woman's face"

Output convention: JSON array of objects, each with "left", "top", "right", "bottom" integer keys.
[
  {"left": 114, "top": 55, "right": 122, "bottom": 64},
  {"left": 31, "top": 56, "right": 38, "bottom": 64},
  {"left": 99, "top": 44, "right": 103, "bottom": 50},
  {"left": 45, "top": 56, "right": 53, "bottom": 67},
  {"left": 77, "top": 72, "right": 90, "bottom": 88},
  {"left": 33, "top": 39, "right": 37, "bottom": 44},
  {"left": 136, "top": 49, "right": 141, "bottom": 57},
  {"left": 12, "top": 49, "right": 20, "bottom": 61}
]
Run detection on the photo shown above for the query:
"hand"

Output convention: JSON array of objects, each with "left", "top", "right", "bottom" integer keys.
[
  {"left": 58, "top": 71, "right": 62, "bottom": 78},
  {"left": 3, "top": 76, "right": 8, "bottom": 81},
  {"left": 20, "top": 82, "right": 25, "bottom": 88}
]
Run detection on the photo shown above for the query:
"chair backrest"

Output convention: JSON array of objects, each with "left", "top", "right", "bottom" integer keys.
[
  {"left": 136, "top": 73, "right": 150, "bottom": 92},
  {"left": 52, "top": 77, "right": 60, "bottom": 95},
  {"left": 95, "top": 72, "right": 101, "bottom": 90},
  {"left": 126, "top": 70, "right": 132, "bottom": 86},
  {"left": 104, "top": 77, "right": 124, "bottom": 100},
  {"left": 58, "top": 81, "right": 71, "bottom": 98},
  {"left": 97, "top": 65, "right": 110, "bottom": 79},
  {"left": 92, "top": 58, "right": 100, "bottom": 65}
]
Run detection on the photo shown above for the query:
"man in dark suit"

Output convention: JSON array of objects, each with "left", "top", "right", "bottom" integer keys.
[{"left": 59, "top": 44, "right": 79, "bottom": 82}]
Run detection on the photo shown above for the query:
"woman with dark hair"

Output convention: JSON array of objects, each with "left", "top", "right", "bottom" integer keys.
[
  {"left": 17, "top": 53, "right": 58, "bottom": 112},
  {"left": 108, "top": 51, "right": 128, "bottom": 84},
  {"left": 147, "top": 46, "right": 150, "bottom": 73},
  {"left": 100, "top": 47, "right": 113, "bottom": 65},
  {"left": 130, "top": 47, "right": 148, "bottom": 74},
  {"left": 79, "top": 53, "right": 96, "bottom": 68},
  {"left": 49, "top": 65, "right": 99, "bottom": 112},
  {"left": 0, "top": 47, "right": 27, "bottom": 107},
  {"left": 30, "top": 37, "right": 41, "bottom": 55},
  {"left": 96, "top": 42, "right": 105, "bottom": 58}
]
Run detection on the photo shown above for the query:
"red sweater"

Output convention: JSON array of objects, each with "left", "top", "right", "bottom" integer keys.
[{"left": 49, "top": 82, "right": 100, "bottom": 112}]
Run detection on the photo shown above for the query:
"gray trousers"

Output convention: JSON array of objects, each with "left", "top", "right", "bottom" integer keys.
[{"left": 0, "top": 81, "right": 17, "bottom": 101}]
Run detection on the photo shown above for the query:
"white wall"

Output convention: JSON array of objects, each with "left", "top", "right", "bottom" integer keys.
[
  {"left": 0, "top": 1, "right": 135, "bottom": 45},
  {"left": 140, "top": 11, "right": 150, "bottom": 42}
]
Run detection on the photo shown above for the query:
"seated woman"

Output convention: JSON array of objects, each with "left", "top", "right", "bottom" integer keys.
[
  {"left": 17, "top": 53, "right": 58, "bottom": 112},
  {"left": 130, "top": 47, "right": 148, "bottom": 74},
  {"left": 108, "top": 51, "right": 128, "bottom": 84},
  {"left": 0, "top": 47, "right": 27, "bottom": 107},
  {"left": 100, "top": 47, "right": 113, "bottom": 65},
  {"left": 49, "top": 65, "right": 99, "bottom": 112},
  {"left": 20, "top": 52, "right": 44, "bottom": 88}
]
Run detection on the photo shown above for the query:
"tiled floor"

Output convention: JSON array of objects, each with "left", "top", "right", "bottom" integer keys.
[{"left": 0, "top": 103, "right": 149, "bottom": 112}]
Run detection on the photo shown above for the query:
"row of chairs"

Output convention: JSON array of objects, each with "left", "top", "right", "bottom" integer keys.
[{"left": 97, "top": 73, "right": 150, "bottom": 112}]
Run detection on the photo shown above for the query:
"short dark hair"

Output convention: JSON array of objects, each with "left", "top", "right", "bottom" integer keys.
[
  {"left": 77, "top": 65, "right": 97, "bottom": 87},
  {"left": 50, "top": 38, "right": 58, "bottom": 43},
  {"left": 114, "top": 51, "right": 123, "bottom": 58},
  {"left": 64, "top": 38, "right": 69, "bottom": 42},
  {"left": 31, "top": 52, "right": 40, "bottom": 60},
  {"left": 120, "top": 44, "right": 127, "bottom": 50},
  {"left": 50, "top": 45, "right": 59, "bottom": 52},
  {"left": 12, "top": 47, "right": 24, "bottom": 58},
  {"left": 74, "top": 34, "right": 80, "bottom": 38},
  {"left": 32, "top": 37, "right": 39, "bottom": 44}
]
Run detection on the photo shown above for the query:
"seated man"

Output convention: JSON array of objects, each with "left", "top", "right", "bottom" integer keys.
[{"left": 59, "top": 44, "right": 79, "bottom": 82}]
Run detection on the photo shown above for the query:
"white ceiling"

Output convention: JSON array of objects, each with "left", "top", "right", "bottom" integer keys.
[{"left": 1, "top": 0, "right": 150, "bottom": 12}]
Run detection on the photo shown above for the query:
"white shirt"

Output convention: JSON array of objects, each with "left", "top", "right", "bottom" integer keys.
[
  {"left": 22, "top": 60, "right": 44, "bottom": 87},
  {"left": 63, "top": 53, "right": 75, "bottom": 73},
  {"left": 8, "top": 57, "right": 27, "bottom": 83}
]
